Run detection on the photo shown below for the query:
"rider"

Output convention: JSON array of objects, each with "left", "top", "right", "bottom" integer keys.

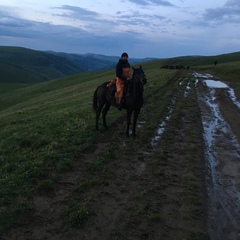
[{"left": 115, "top": 52, "right": 131, "bottom": 110}]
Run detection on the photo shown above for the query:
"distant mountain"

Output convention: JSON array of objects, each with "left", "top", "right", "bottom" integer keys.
[
  {"left": 0, "top": 46, "right": 155, "bottom": 83},
  {"left": 0, "top": 46, "right": 85, "bottom": 83},
  {"left": 49, "top": 52, "right": 118, "bottom": 72},
  {"left": 162, "top": 51, "right": 240, "bottom": 67}
]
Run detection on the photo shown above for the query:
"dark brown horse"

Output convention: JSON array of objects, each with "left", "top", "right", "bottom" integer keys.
[{"left": 93, "top": 66, "right": 147, "bottom": 137}]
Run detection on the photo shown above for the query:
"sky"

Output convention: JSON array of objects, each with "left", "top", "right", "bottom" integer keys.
[{"left": 0, "top": 0, "right": 239, "bottom": 58}]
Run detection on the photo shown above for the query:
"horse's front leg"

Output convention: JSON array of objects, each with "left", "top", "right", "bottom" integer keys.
[
  {"left": 95, "top": 102, "right": 104, "bottom": 130},
  {"left": 126, "top": 110, "right": 132, "bottom": 137},
  {"left": 132, "top": 109, "right": 140, "bottom": 137},
  {"left": 102, "top": 103, "right": 110, "bottom": 129}
]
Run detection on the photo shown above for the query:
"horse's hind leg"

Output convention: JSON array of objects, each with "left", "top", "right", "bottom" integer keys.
[
  {"left": 95, "top": 102, "right": 104, "bottom": 130},
  {"left": 132, "top": 109, "right": 140, "bottom": 137},
  {"left": 102, "top": 103, "right": 110, "bottom": 129},
  {"left": 126, "top": 110, "right": 132, "bottom": 137}
]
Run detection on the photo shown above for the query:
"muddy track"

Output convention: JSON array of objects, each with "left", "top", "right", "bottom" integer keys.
[
  {"left": 196, "top": 74, "right": 240, "bottom": 240},
  {"left": 2, "top": 71, "right": 240, "bottom": 240}
]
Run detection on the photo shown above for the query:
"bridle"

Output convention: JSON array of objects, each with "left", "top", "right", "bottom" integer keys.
[{"left": 133, "top": 67, "right": 147, "bottom": 85}]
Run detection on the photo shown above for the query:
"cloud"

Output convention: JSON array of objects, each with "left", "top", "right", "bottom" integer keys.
[
  {"left": 53, "top": 5, "right": 100, "bottom": 20},
  {"left": 0, "top": 16, "right": 34, "bottom": 28},
  {"left": 0, "top": 9, "right": 25, "bottom": 27},
  {"left": 203, "top": 1, "right": 240, "bottom": 24},
  {"left": 0, "top": 10, "right": 149, "bottom": 56},
  {"left": 0, "top": 4, "right": 165, "bottom": 48},
  {"left": 0, "top": 12, "right": 90, "bottom": 40},
  {"left": 127, "top": 0, "right": 175, "bottom": 6},
  {"left": 50, "top": 4, "right": 168, "bottom": 38},
  {"left": 225, "top": 0, "right": 240, "bottom": 8},
  {"left": 114, "top": 10, "right": 166, "bottom": 28}
]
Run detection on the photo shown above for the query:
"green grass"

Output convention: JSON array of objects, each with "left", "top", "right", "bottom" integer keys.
[
  {"left": 65, "top": 203, "right": 90, "bottom": 227},
  {"left": 0, "top": 61, "right": 170, "bottom": 233},
  {"left": 0, "top": 68, "right": 117, "bottom": 232}
]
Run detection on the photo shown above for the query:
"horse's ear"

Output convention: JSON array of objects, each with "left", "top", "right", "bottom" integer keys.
[
  {"left": 132, "top": 66, "right": 135, "bottom": 70},
  {"left": 140, "top": 65, "right": 142, "bottom": 69}
]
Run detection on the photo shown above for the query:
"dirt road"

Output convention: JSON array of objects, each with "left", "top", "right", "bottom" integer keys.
[
  {"left": 195, "top": 72, "right": 240, "bottom": 240},
  {"left": 2, "top": 71, "right": 240, "bottom": 240}
]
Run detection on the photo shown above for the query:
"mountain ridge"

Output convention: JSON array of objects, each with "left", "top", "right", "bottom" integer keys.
[{"left": 0, "top": 46, "right": 155, "bottom": 83}]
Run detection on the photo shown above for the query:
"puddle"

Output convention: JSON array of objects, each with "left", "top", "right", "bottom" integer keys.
[
  {"left": 151, "top": 103, "right": 174, "bottom": 148},
  {"left": 194, "top": 72, "right": 240, "bottom": 109},
  {"left": 137, "top": 120, "right": 146, "bottom": 129},
  {"left": 184, "top": 81, "right": 191, "bottom": 97},
  {"left": 228, "top": 88, "right": 240, "bottom": 109},
  {"left": 193, "top": 72, "right": 213, "bottom": 79},
  {"left": 195, "top": 72, "right": 240, "bottom": 240},
  {"left": 195, "top": 79, "right": 199, "bottom": 88},
  {"left": 151, "top": 116, "right": 170, "bottom": 148},
  {"left": 151, "top": 79, "right": 191, "bottom": 148},
  {"left": 204, "top": 80, "right": 228, "bottom": 88}
]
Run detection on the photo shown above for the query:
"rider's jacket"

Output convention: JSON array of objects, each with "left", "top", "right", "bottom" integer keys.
[{"left": 116, "top": 59, "right": 131, "bottom": 81}]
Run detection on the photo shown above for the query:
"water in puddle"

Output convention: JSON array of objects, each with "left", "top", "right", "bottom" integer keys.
[
  {"left": 151, "top": 102, "right": 174, "bottom": 148},
  {"left": 204, "top": 80, "right": 228, "bottom": 88},
  {"left": 194, "top": 72, "right": 240, "bottom": 240}
]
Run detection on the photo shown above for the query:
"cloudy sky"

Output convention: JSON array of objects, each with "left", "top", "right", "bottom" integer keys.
[{"left": 0, "top": 0, "right": 239, "bottom": 58}]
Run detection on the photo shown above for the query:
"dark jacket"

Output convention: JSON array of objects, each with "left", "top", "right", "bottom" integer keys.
[{"left": 116, "top": 59, "right": 131, "bottom": 81}]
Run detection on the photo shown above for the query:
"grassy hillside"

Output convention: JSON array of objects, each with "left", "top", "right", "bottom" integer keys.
[
  {"left": 160, "top": 51, "right": 240, "bottom": 67},
  {"left": 0, "top": 46, "right": 85, "bottom": 83},
  {"left": 0, "top": 46, "right": 153, "bottom": 84},
  {"left": 0, "top": 52, "right": 240, "bottom": 235},
  {"left": 0, "top": 61, "right": 45, "bottom": 83},
  {"left": 0, "top": 46, "right": 120, "bottom": 84},
  {"left": 0, "top": 67, "right": 116, "bottom": 231}
]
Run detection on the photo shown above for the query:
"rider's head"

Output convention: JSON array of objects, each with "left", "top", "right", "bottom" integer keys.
[{"left": 121, "top": 52, "right": 128, "bottom": 61}]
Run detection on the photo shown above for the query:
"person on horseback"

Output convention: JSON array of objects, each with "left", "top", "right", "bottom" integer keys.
[{"left": 115, "top": 52, "right": 131, "bottom": 110}]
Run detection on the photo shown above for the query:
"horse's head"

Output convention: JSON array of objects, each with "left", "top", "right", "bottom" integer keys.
[{"left": 132, "top": 65, "right": 147, "bottom": 85}]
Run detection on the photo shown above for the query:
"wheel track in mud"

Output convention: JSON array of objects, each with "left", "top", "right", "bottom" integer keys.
[
  {"left": 196, "top": 75, "right": 240, "bottom": 240},
  {"left": 2, "top": 72, "right": 209, "bottom": 240}
]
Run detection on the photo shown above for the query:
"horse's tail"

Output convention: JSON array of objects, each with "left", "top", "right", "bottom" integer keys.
[
  {"left": 93, "top": 86, "right": 99, "bottom": 111},
  {"left": 93, "top": 82, "right": 110, "bottom": 111}
]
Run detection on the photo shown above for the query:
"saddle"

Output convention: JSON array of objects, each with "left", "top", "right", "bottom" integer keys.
[
  {"left": 106, "top": 79, "right": 132, "bottom": 97},
  {"left": 108, "top": 84, "right": 116, "bottom": 96}
]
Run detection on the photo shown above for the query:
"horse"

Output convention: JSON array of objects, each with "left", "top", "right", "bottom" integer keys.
[{"left": 93, "top": 66, "right": 147, "bottom": 137}]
